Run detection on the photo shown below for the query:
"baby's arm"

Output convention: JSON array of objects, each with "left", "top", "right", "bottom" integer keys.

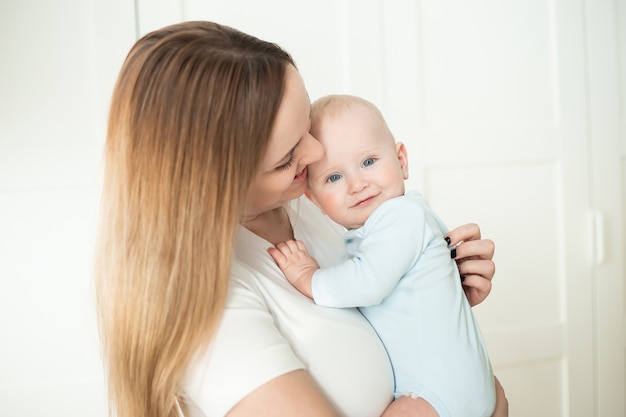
[{"left": 268, "top": 240, "right": 320, "bottom": 298}]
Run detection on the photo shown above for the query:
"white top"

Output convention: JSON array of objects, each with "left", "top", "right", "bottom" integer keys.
[
  {"left": 183, "top": 196, "right": 394, "bottom": 417},
  {"left": 312, "top": 191, "right": 495, "bottom": 417}
]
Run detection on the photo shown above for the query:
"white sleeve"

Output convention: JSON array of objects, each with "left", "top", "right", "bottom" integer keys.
[
  {"left": 184, "top": 263, "right": 305, "bottom": 417},
  {"left": 312, "top": 196, "right": 427, "bottom": 308}
]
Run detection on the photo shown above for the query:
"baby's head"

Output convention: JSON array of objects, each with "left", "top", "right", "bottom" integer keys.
[{"left": 306, "top": 95, "right": 409, "bottom": 230}]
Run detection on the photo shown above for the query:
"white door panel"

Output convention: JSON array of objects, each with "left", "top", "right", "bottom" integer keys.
[{"left": 585, "top": 0, "right": 626, "bottom": 414}]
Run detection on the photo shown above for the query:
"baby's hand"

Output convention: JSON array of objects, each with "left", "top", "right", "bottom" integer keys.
[{"left": 268, "top": 239, "right": 319, "bottom": 298}]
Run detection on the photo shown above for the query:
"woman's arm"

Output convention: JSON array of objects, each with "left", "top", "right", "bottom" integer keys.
[
  {"left": 381, "top": 376, "right": 508, "bottom": 417},
  {"left": 492, "top": 376, "right": 509, "bottom": 417},
  {"left": 445, "top": 223, "right": 496, "bottom": 307},
  {"left": 227, "top": 370, "right": 338, "bottom": 417}
]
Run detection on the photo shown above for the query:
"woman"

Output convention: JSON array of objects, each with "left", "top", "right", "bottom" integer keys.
[{"left": 95, "top": 21, "right": 506, "bottom": 417}]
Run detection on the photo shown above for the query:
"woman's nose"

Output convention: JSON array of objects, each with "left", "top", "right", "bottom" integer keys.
[{"left": 299, "top": 132, "right": 325, "bottom": 166}]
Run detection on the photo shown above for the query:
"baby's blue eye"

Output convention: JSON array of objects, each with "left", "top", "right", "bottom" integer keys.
[
  {"left": 327, "top": 174, "right": 342, "bottom": 183},
  {"left": 362, "top": 158, "right": 375, "bottom": 167}
]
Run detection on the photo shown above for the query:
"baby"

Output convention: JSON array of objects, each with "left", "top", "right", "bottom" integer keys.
[{"left": 269, "top": 94, "right": 496, "bottom": 417}]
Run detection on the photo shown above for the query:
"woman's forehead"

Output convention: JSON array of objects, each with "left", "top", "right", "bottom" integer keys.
[{"left": 262, "top": 66, "right": 310, "bottom": 168}]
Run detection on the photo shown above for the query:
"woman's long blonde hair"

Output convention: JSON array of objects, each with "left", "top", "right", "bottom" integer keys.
[{"left": 95, "top": 21, "right": 294, "bottom": 417}]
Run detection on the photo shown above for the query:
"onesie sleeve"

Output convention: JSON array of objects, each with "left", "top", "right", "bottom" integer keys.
[
  {"left": 312, "top": 195, "right": 428, "bottom": 308},
  {"left": 184, "top": 263, "right": 305, "bottom": 417}
]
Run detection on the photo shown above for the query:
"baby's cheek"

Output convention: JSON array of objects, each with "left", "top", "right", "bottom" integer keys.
[
  {"left": 319, "top": 192, "right": 344, "bottom": 217},
  {"left": 318, "top": 192, "right": 336, "bottom": 211}
]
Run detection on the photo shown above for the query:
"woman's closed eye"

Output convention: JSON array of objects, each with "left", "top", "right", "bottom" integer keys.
[{"left": 276, "top": 154, "right": 295, "bottom": 171}]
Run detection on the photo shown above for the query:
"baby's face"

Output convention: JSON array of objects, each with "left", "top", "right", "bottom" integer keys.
[{"left": 307, "top": 105, "right": 408, "bottom": 229}]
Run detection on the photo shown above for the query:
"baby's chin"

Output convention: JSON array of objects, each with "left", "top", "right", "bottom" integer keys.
[{"left": 341, "top": 212, "right": 372, "bottom": 231}]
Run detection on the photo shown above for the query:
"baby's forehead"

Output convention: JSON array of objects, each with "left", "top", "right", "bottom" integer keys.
[
  {"left": 317, "top": 97, "right": 380, "bottom": 121},
  {"left": 322, "top": 103, "right": 392, "bottom": 133},
  {"left": 330, "top": 116, "right": 395, "bottom": 150},
  {"left": 310, "top": 95, "right": 396, "bottom": 151}
]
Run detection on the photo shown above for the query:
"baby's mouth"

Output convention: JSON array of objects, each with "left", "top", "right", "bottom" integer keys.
[{"left": 352, "top": 195, "right": 376, "bottom": 208}]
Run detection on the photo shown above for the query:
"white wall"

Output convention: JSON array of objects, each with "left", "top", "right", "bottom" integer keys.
[
  {"left": 0, "top": 1, "right": 623, "bottom": 417},
  {"left": 0, "top": 0, "right": 134, "bottom": 415}
]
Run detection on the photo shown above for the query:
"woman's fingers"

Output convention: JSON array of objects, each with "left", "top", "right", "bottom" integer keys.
[
  {"left": 461, "top": 273, "right": 493, "bottom": 306},
  {"left": 446, "top": 224, "right": 497, "bottom": 307},
  {"left": 457, "top": 258, "right": 496, "bottom": 307},
  {"left": 446, "top": 224, "right": 494, "bottom": 261},
  {"left": 452, "top": 238, "right": 495, "bottom": 262},
  {"left": 457, "top": 259, "right": 496, "bottom": 282},
  {"left": 445, "top": 223, "right": 481, "bottom": 246}
]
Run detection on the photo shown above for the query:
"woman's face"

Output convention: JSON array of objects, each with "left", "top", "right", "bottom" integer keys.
[{"left": 243, "top": 66, "right": 324, "bottom": 218}]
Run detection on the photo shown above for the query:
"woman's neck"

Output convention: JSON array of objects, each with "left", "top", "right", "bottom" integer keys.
[{"left": 241, "top": 207, "right": 294, "bottom": 245}]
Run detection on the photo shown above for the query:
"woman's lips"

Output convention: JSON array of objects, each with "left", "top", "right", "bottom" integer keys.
[{"left": 294, "top": 166, "right": 307, "bottom": 182}]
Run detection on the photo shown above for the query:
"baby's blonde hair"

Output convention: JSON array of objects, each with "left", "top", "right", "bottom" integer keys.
[{"left": 310, "top": 94, "right": 395, "bottom": 144}]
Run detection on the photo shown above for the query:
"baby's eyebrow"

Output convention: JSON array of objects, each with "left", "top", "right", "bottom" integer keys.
[{"left": 313, "top": 165, "right": 339, "bottom": 182}]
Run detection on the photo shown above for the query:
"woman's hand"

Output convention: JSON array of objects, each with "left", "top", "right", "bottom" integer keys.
[{"left": 445, "top": 223, "right": 495, "bottom": 307}]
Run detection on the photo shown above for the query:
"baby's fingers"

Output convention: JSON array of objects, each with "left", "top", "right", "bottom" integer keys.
[
  {"left": 268, "top": 246, "right": 288, "bottom": 268},
  {"left": 281, "top": 239, "right": 308, "bottom": 254}
]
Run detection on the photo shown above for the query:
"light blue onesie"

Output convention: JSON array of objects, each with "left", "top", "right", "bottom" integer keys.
[{"left": 311, "top": 190, "right": 496, "bottom": 417}]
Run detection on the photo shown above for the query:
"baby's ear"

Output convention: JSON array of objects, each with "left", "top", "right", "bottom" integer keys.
[
  {"left": 396, "top": 142, "right": 409, "bottom": 180},
  {"left": 305, "top": 189, "right": 326, "bottom": 214}
]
